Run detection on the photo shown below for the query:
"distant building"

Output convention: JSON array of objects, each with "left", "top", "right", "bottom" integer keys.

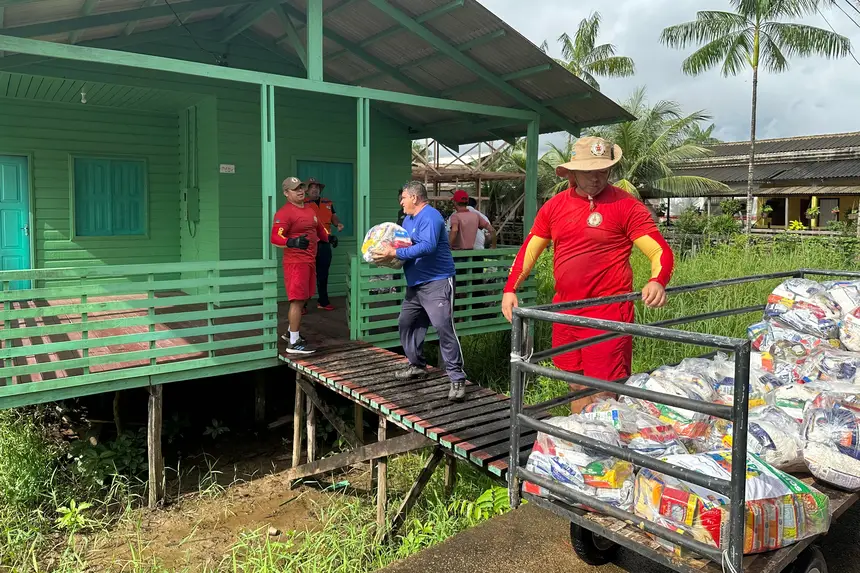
[{"left": 648, "top": 132, "right": 860, "bottom": 229}]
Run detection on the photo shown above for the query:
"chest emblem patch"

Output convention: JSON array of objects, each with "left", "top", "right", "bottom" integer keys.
[{"left": 587, "top": 212, "right": 603, "bottom": 227}]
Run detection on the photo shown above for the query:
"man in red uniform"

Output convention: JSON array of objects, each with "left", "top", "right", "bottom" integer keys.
[
  {"left": 304, "top": 177, "right": 344, "bottom": 311},
  {"left": 501, "top": 137, "right": 674, "bottom": 412},
  {"left": 270, "top": 176, "right": 329, "bottom": 354}
]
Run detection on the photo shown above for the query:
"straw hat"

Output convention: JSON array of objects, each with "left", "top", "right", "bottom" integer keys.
[
  {"left": 555, "top": 136, "right": 623, "bottom": 177},
  {"left": 304, "top": 177, "right": 326, "bottom": 190}
]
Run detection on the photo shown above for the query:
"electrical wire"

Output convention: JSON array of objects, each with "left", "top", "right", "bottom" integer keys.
[
  {"left": 841, "top": 0, "right": 860, "bottom": 19},
  {"left": 833, "top": 0, "right": 860, "bottom": 30},
  {"left": 163, "top": 0, "right": 224, "bottom": 65},
  {"left": 817, "top": 6, "right": 860, "bottom": 67}
]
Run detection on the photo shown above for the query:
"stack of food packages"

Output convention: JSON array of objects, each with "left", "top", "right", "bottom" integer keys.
[{"left": 524, "top": 278, "right": 860, "bottom": 557}]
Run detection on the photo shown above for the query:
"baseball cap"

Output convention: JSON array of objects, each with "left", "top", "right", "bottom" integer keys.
[
  {"left": 452, "top": 189, "right": 469, "bottom": 203},
  {"left": 283, "top": 176, "right": 303, "bottom": 191}
]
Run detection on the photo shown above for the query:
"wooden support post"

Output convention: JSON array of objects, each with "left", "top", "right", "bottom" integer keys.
[
  {"left": 113, "top": 391, "right": 123, "bottom": 435},
  {"left": 292, "top": 380, "right": 304, "bottom": 468},
  {"left": 296, "top": 377, "right": 364, "bottom": 447},
  {"left": 254, "top": 373, "right": 266, "bottom": 428},
  {"left": 354, "top": 403, "right": 364, "bottom": 442},
  {"left": 376, "top": 416, "right": 388, "bottom": 528},
  {"left": 284, "top": 432, "right": 433, "bottom": 481},
  {"left": 444, "top": 455, "right": 457, "bottom": 497},
  {"left": 147, "top": 384, "right": 164, "bottom": 509},
  {"left": 306, "top": 392, "right": 317, "bottom": 464},
  {"left": 386, "top": 447, "right": 446, "bottom": 541}
]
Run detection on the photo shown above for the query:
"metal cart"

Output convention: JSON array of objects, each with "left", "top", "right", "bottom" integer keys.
[{"left": 507, "top": 269, "right": 860, "bottom": 573}]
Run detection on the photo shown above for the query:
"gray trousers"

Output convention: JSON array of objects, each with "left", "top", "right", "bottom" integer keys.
[{"left": 398, "top": 277, "right": 466, "bottom": 383}]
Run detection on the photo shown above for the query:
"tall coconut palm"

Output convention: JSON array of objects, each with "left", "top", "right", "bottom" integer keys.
[
  {"left": 555, "top": 87, "right": 732, "bottom": 198},
  {"left": 686, "top": 123, "right": 721, "bottom": 145},
  {"left": 540, "top": 12, "right": 635, "bottom": 92},
  {"left": 661, "top": 1, "right": 851, "bottom": 233}
]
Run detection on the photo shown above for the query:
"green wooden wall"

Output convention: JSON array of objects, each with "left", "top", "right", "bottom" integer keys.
[{"left": 0, "top": 98, "right": 180, "bottom": 274}]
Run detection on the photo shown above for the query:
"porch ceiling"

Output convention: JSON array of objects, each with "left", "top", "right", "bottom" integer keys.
[
  {"left": 0, "top": 0, "right": 634, "bottom": 144},
  {"left": 0, "top": 70, "right": 203, "bottom": 112}
]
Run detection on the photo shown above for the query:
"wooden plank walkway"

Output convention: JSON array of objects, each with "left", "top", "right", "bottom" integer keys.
[{"left": 278, "top": 341, "right": 537, "bottom": 480}]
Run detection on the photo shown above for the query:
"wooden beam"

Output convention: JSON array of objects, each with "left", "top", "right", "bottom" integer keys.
[
  {"left": 219, "top": 0, "right": 282, "bottom": 43},
  {"left": 69, "top": 0, "right": 99, "bottom": 45},
  {"left": 285, "top": 432, "right": 434, "bottom": 481},
  {"left": 275, "top": 6, "right": 307, "bottom": 70},
  {"left": 542, "top": 91, "right": 592, "bottom": 108},
  {"left": 441, "top": 64, "right": 552, "bottom": 98},
  {"left": 306, "top": 0, "right": 323, "bottom": 81},
  {"left": 402, "top": 29, "right": 506, "bottom": 70},
  {"left": 444, "top": 455, "right": 457, "bottom": 497},
  {"left": 4, "top": 0, "right": 251, "bottom": 38},
  {"left": 376, "top": 416, "right": 388, "bottom": 529},
  {"left": 366, "top": 0, "right": 579, "bottom": 134},
  {"left": 123, "top": 0, "right": 157, "bottom": 36},
  {"left": 306, "top": 390, "right": 317, "bottom": 463},
  {"left": 147, "top": 384, "right": 164, "bottom": 509},
  {"left": 292, "top": 381, "right": 303, "bottom": 468},
  {"left": 296, "top": 376, "right": 364, "bottom": 448},
  {"left": 386, "top": 447, "right": 445, "bottom": 540}
]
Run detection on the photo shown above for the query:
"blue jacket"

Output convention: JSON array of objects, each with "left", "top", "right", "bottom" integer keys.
[{"left": 396, "top": 205, "right": 456, "bottom": 287}]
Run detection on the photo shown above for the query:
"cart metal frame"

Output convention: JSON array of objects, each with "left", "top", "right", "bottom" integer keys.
[{"left": 507, "top": 269, "right": 860, "bottom": 573}]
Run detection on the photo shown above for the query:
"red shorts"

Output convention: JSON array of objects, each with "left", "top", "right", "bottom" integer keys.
[
  {"left": 551, "top": 300, "right": 634, "bottom": 381},
  {"left": 283, "top": 262, "right": 316, "bottom": 301}
]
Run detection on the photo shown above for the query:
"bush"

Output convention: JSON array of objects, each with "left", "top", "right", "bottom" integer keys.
[
  {"left": 0, "top": 409, "right": 60, "bottom": 511},
  {"left": 705, "top": 214, "right": 741, "bottom": 236},
  {"left": 720, "top": 198, "right": 744, "bottom": 217},
  {"left": 675, "top": 207, "right": 707, "bottom": 235}
]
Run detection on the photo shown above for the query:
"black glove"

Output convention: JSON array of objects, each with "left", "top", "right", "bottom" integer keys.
[
  {"left": 329, "top": 235, "right": 339, "bottom": 249},
  {"left": 286, "top": 235, "right": 310, "bottom": 250}
]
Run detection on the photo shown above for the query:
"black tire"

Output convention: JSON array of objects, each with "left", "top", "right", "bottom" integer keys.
[
  {"left": 570, "top": 522, "right": 618, "bottom": 566},
  {"left": 787, "top": 546, "right": 828, "bottom": 573}
]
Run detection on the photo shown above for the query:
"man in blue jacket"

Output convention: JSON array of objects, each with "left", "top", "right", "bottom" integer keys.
[{"left": 372, "top": 181, "right": 467, "bottom": 401}]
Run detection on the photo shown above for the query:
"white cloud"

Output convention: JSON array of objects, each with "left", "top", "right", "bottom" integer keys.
[{"left": 481, "top": 0, "right": 860, "bottom": 146}]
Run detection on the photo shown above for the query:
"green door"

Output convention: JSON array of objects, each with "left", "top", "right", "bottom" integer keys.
[
  {"left": 0, "top": 156, "right": 31, "bottom": 290},
  {"left": 296, "top": 161, "right": 355, "bottom": 238}
]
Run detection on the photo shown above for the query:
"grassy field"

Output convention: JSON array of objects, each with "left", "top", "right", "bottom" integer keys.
[{"left": 1, "top": 234, "right": 858, "bottom": 572}]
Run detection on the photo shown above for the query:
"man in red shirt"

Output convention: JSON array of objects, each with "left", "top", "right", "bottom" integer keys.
[
  {"left": 270, "top": 176, "right": 329, "bottom": 354},
  {"left": 501, "top": 137, "right": 674, "bottom": 412}
]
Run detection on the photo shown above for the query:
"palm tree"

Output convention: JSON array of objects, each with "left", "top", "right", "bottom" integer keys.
[
  {"left": 559, "top": 87, "right": 732, "bottom": 198},
  {"left": 686, "top": 123, "right": 721, "bottom": 145},
  {"left": 661, "top": 1, "right": 851, "bottom": 233},
  {"left": 540, "top": 12, "right": 635, "bottom": 92}
]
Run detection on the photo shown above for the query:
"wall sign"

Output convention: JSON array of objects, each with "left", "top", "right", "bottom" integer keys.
[{"left": 219, "top": 164, "right": 236, "bottom": 174}]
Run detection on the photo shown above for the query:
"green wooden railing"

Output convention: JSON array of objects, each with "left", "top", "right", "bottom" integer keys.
[
  {"left": 0, "top": 260, "right": 280, "bottom": 409},
  {"left": 347, "top": 248, "right": 536, "bottom": 348}
]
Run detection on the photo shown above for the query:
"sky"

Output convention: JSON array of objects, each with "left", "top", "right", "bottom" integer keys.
[{"left": 479, "top": 0, "right": 860, "bottom": 149}]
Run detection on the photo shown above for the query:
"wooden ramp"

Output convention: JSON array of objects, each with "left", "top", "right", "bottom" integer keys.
[{"left": 279, "top": 341, "right": 537, "bottom": 480}]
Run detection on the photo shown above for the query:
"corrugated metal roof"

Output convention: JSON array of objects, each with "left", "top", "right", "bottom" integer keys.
[
  {"left": 706, "top": 132, "right": 860, "bottom": 157},
  {"left": 0, "top": 0, "right": 632, "bottom": 143},
  {"left": 675, "top": 160, "right": 860, "bottom": 183}
]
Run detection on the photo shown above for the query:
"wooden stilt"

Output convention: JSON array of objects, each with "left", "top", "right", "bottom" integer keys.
[
  {"left": 444, "top": 455, "right": 457, "bottom": 497},
  {"left": 354, "top": 403, "right": 364, "bottom": 442},
  {"left": 254, "top": 373, "right": 266, "bottom": 428},
  {"left": 296, "top": 377, "right": 364, "bottom": 447},
  {"left": 292, "top": 380, "right": 304, "bottom": 468},
  {"left": 113, "top": 391, "right": 123, "bottom": 435},
  {"left": 376, "top": 416, "right": 388, "bottom": 528},
  {"left": 147, "top": 384, "right": 164, "bottom": 509},
  {"left": 306, "top": 391, "right": 317, "bottom": 464},
  {"left": 386, "top": 447, "right": 445, "bottom": 541}
]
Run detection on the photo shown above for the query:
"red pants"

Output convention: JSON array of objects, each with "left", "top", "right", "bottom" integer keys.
[
  {"left": 283, "top": 262, "right": 316, "bottom": 301},
  {"left": 551, "top": 300, "right": 633, "bottom": 381}
]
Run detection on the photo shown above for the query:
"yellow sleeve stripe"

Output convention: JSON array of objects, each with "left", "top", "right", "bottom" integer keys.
[
  {"left": 633, "top": 235, "right": 664, "bottom": 281},
  {"left": 511, "top": 236, "right": 550, "bottom": 291}
]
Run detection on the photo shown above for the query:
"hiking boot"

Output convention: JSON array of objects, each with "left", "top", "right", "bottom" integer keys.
[
  {"left": 395, "top": 365, "right": 428, "bottom": 380},
  {"left": 448, "top": 381, "right": 466, "bottom": 402},
  {"left": 284, "top": 336, "right": 315, "bottom": 355}
]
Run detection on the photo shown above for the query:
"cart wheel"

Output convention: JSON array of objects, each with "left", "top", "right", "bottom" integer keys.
[
  {"left": 569, "top": 522, "right": 618, "bottom": 566},
  {"left": 787, "top": 546, "right": 827, "bottom": 573}
]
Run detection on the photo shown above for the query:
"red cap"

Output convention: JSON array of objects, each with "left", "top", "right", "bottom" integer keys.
[{"left": 452, "top": 190, "right": 469, "bottom": 203}]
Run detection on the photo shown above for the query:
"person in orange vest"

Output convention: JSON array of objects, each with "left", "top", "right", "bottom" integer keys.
[{"left": 304, "top": 177, "right": 344, "bottom": 311}]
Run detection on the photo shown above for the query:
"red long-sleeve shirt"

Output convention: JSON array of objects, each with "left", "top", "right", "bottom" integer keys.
[{"left": 270, "top": 202, "right": 329, "bottom": 263}]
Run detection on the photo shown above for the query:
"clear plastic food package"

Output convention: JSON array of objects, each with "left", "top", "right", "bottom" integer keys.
[
  {"left": 360, "top": 222, "right": 413, "bottom": 269},
  {"left": 764, "top": 279, "right": 841, "bottom": 340},
  {"left": 770, "top": 383, "right": 823, "bottom": 423},
  {"left": 840, "top": 307, "right": 860, "bottom": 352},
  {"left": 798, "top": 347, "right": 860, "bottom": 384},
  {"left": 523, "top": 415, "right": 635, "bottom": 510},
  {"left": 704, "top": 406, "right": 804, "bottom": 471},
  {"left": 802, "top": 406, "right": 860, "bottom": 491},
  {"left": 633, "top": 452, "right": 830, "bottom": 556},
  {"left": 621, "top": 371, "right": 716, "bottom": 440},
  {"left": 581, "top": 399, "right": 689, "bottom": 458},
  {"left": 823, "top": 280, "right": 860, "bottom": 316}
]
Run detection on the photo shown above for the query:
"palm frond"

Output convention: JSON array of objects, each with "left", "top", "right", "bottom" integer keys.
[
  {"left": 763, "top": 21, "right": 852, "bottom": 60},
  {"left": 661, "top": 11, "right": 750, "bottom": 48},
  {"left": 758, "top": 32, "right": 790, "bottom": 72},
  {"left": 653, "top": 175, "right": 733, "bottom": 197},
  {"left": 574, "top": 12, "right": 602, "bottom": 60},
  {"left": 613, "top": 179, "right": 640, "bottom": 197},
  {"left": 587, "top": 56, "right": 636, "bottom": 78},
  {"left": 680, "top": 31, "right": 751, "bottom": 76},
  {"left": 587, "top": 43, "right": 618, "bottom": 63}
]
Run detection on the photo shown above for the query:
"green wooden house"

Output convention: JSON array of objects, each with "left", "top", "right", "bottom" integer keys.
[{"left": 0, "top": 0, "right": 631, "bottom": 411}]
